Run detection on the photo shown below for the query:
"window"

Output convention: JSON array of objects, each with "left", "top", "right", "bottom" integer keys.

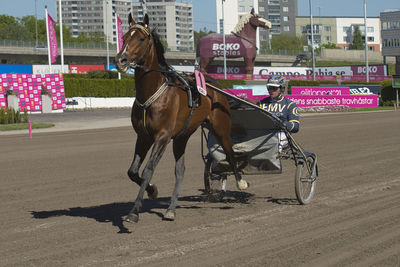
[
  {"left": 325, "top": 36, "right": 331, "bottom": 41},
  {"left": 259, "top": 7, "right": 265, "bottom": 12},
  {"left": 283, "top": 6, "right": 288, "bottom": 12},
  {"left": 367, "top": 36, "right": 374, "bottom": 42},
  {"left": 324, "top": 26, "right": 331, "bottom": 32},
  {"left": 283, "top": 16, "right": 288, "bottom": 22},
  {"left": 367, "top": 27, "right": 374, "bottom": 32},
  {"left": 343, "top": 26, "right": 350, "bottom": 32},
  {"left": 284, "top": 26, "right": 290, "bottom": 31},
  {"left": 239, "top": 5, "right": 245, "bottom": 12}
]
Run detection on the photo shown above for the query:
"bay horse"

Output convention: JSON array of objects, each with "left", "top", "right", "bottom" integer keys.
[
  {"left": 197, "top": 8, "right": 271, "bottom": 75},
  {"left": 115, "top": 13, "right": 249, "bottom": 223}
]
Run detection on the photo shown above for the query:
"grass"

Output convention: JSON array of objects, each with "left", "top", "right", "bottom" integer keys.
[{"left": 0, "top": 122, "right": 55, "bottom": 131}]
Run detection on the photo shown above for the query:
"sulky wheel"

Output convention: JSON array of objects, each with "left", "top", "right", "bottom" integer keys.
[
  {"left": 204, "top": 158, "right": 226, "bottom": 202},
  {"left": 295, "top": 156, "right": 317, "bottom": 205}
]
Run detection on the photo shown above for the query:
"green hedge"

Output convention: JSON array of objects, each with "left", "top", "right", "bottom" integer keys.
[
  {"left": 64, "top": 78, "right": 135, "bottom": 97},
  {"left": 63, "top": 76, "right": 245, "bottom": 97},
  {"left": 380, "top": 79, "right": 397, "bottom": 105},
  {"left": 0, "top": 107, "right": 29, "bottom": 124}
]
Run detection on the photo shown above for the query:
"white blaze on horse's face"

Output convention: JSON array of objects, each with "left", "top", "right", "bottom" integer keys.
[{"left": 259, "top": 18, "right": 272, "bottom": 29}]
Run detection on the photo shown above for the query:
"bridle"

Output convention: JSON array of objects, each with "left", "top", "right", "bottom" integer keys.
[{"left": 125, "top": 24, "right": 153, "bottom": 68}]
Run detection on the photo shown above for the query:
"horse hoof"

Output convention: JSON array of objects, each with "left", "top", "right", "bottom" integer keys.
[
  {"left": 147, "top": 184, "right": 158, "bottom": 200},
  {"left": 163, "top": 210, "right": 175, "bottom": 221},
  {"left": 124, "top": 213, "right": 139, "bottom": 223},
  {"left": 237, "top": 179, "right": 249, "bottom": 190}
]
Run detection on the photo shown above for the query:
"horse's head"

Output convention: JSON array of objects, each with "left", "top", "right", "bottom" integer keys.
[
  {"left": 116, "top": 13, "right": 153, "bottom": 73},
  {"left": 249, "top": 8, "right": 271, "bottom": 30}
]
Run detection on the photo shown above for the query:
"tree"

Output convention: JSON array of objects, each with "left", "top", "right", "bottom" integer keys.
[
  {"left": 270, "top": 34, "right": 308, "bottom": 51},
  {"left": 194, "top": 27, "right": 215, "bottom": 46},
  {"left": 315, "top": 42, "right": 340, "bottom": 53},
  {"left": 351, "top": 26, "right": 364, "bottom": 50}
]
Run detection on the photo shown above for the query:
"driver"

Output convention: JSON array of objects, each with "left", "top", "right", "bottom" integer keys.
[{"left": 257, "top": 75, "right": 300, "bottom": 151}]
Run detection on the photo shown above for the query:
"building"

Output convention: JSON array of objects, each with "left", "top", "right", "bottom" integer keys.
[
  {"left": 57, "top": 0, "right": 132, "bottom": 45},
  {"left": 131, "top": 0, "right": 194, "bottom": 52},
  {"left": 216, "top": 0, "right": 297, "bottom": 50},
  {"left": 296, "top": 16, "right": 381, "bottom": 51},
  {"left": 380, "top": 10, "right": 400, "bottom": 73}
]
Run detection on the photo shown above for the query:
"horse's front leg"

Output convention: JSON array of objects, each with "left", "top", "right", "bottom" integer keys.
[
  {"left": 125, "top": 134, "right": 170, "bottom": 223},
  {"left": 164, "top": 136, "right": 190, "bottom": 221},
  {"left": 127, "top": 136, "right": 158, "bottom": 200}
]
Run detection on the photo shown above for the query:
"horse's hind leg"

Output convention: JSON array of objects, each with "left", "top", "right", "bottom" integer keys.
[
  {"left": 164, "top": 136, "right": 190, "bottom": 221},
  {"left": 210, "top": 117, "right": 249, "bottom": 191},
  {"left": 127, "top": 137, "right": 158, "bottom": 200},
  {"left": 216, "top": 134, "right": 249, "bottom": 190},
  {"left": 125, "top": 135, "right": 170, "bottom": 223}
]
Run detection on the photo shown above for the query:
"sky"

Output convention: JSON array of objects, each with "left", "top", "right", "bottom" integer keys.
[{"left": 1, "top": 0, "right": 399, "bottom": 32}]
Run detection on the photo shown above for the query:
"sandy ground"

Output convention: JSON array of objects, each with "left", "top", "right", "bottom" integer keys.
[{"left": 0, "top": 110, "right": 399, "bottom": 266}]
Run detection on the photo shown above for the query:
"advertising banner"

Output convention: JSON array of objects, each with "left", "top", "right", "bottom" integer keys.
[
  {"left": 325, "top": 84, "right": 382, "bottom": 95},
  {"left": 291, "top": 87, "right": 350, "bottom": 96},
  {"left": 69, "top": 65, "right": 105, "bottom": 73},
  {"left": 0, "top": 65, "right": 33, "bottom": 74},
  {"left": 286, "top": 95, "right": 378, "bottom": 108},
  {"left": 47, "top": 13, "right": 58, "bottom": 63},
  {"left": 226, "top": 89, "right": 378, "bottom": 108},
  {"left": 32, "top": 65, "right": 69, "bottom": 74},
  {"left": 198, "top": 33, "right": 255, "bottom": 58},
  {"left": 253, "top": 65, "right": 387, "bottom": 76},
  {"left": 0, "top": 82, "right": 6, "bottom": 108},
  {"left": 0, "top": 73, "right": 65, "bottom": 111},
  {"left": 117, "top": 16, "right": 123, "bottom": 53}
]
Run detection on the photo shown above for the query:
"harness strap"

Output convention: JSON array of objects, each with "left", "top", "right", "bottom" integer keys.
[
  {"left": 135, "top": 82, "right": 169, "bottom": 110},
  {"left": 135, "top": 82, "right": 169, "bottom": 135},
  {"left": 176, "top": 102, "right": 196, "bottom": 139}
]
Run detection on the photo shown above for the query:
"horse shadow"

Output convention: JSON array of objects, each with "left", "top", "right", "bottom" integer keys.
[{"left": 30, "top": 191, "right": 255, "bottom": 234}]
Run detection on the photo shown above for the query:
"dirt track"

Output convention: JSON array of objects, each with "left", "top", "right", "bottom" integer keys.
[{"left": 1, "top": 111, "right": 399, "bottom": 266}]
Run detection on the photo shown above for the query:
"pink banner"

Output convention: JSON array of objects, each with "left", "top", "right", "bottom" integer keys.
[
  {"left": 286, "top": 95, "right": 378, "bottom": 108},
  {"left": 291, "top": 87, "right": 350, "bottom": 96},
  {"left": 224, "top": 89, "right": 377, "bottom": 108},
  {"left": 47, "top": 13, "right": 58, "bottom": 63},
  {"left": 117, "top": 16, "right": 123, "bottom": 52},
  {"left": 0, "top": 74, "right": 65, "bottom": 111},
  {"left": 0, "top": 81, "right": 5, "bottom": 108},
  {"left": 351, "top": 65, "right": 387, "bottom": 76}
]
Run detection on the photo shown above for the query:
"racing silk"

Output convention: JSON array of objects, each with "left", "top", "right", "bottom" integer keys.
[{"left": 257, "top": 95, "right": 300, "bottom": 133}]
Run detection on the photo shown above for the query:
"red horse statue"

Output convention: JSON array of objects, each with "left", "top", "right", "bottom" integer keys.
[{"left": 197, "top": 8, "right": 271, "bottom": 75}]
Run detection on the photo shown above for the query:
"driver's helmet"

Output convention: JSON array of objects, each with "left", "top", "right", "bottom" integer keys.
[{"left": 266, "top": 75, "right": 286, "bottom": 93}]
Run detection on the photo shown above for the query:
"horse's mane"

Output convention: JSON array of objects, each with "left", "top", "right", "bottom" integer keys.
[
  {"left": 232, "top": 13, "right": 255, "bottom": 34},
  {"left": 151, "top": 29, "right": 171, "bottom": 71}
]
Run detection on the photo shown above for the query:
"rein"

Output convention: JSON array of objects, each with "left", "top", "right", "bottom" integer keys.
[{"left": 232, "top": 32, "right": 258, "bottom": 50}]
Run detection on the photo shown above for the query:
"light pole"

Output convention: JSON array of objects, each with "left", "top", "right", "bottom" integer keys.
[
  {"left": 364, "top": 0, "right": 369, "bottom": 82},
  {"left": 35, "top": 0, "right": 38, "bottom": 47},
  {"left": 222, "top": 0, "right": 227, "bottom": 79},
  {"left": 105, "top": 0, "right": 110, "bottom": 71},
  {"left": 309, "top": 0, "right": 315, "bottom": 81},
  {"left": 59, "top": 0, "right": 65, "bottom": 73}
]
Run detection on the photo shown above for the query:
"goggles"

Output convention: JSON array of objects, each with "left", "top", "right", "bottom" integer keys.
[{"left": 267, "top": 85, "right": 281, "bottom": 91}]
